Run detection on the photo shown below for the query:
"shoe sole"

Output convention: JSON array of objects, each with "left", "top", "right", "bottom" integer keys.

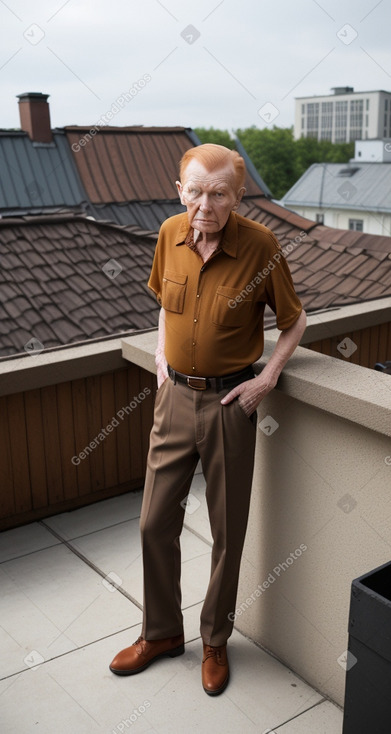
[
  {"left": 203, "top": 672, "right": 229, "bottom": 696},
  {"left": 109, "top": 643, "right": 185, "bottom": 676}
]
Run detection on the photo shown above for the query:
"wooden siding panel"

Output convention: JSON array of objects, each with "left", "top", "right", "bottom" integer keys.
[
  {"left": 24, "top": 389, "right": 48, "bottom": 510},
  {"left": 305, "top": 321, "right": 391, "bottom": 368},
  {"left": 57, "top": 381, "right": 78, "bottom": 501},
  {"left": 360, "top": 327, "right": 371, "bottom": 367},
  {"left": 0, "top": 365, "right": 157, "bottom": 529},
  {"left": 114, "top": 369, "right": 132, "bottom": 487},
  {"left": 378, "top": 322, "right": 389, "bottom": 363},
  {"left": 127, "top": 363, "right": 143, "bottom": 480},
  {"left": 7, "top": 393, "right": 31, "bottom": 514},
  {"left": 0, "top": 397, "right": 14, "bottom": 517},
  {"left": 369, "top": 326, "right": 380, "bottom": 369},
  {"left": 100, "top": 372, "right": 119, "bottom": 489},
  {"left": 71, "top": 378, "right": 91, "bottom": 496},
  {"left": 41, "top": 385, "right": 64, "bottom": 506},
  {"left": 85, "top": 375, "right": 105, "bottom": 494}
]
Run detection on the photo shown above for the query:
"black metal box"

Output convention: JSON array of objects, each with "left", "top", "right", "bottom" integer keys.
[{"left": 343, "top": 560, "right": 391, "bottom": 733}]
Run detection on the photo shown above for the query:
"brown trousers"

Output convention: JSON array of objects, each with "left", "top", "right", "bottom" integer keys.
[{"left": 140, "top": 376, "right": 257, "bottom": 646}]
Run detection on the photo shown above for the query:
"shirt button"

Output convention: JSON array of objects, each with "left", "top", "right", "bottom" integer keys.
[
  {"left": 194, "top": 318, "right": 197, "bottom": 323},
  {"left": 192, "top": 342, "right": 196, "bottom": 346},
  {"left": 192, "top": 367, "right": 195, "bottom": 371},
  {"left": 196, "top": 294, "right": 200, "bottom": 298}
]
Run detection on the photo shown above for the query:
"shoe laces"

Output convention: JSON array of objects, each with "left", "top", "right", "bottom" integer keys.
[{"left": 203, "top": 645, "right": 222, "bottom": 663}]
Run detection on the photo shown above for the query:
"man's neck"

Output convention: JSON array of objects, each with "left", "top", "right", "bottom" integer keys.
[{"left": 193, "top": 229, "right": 222, "bottom": 246}]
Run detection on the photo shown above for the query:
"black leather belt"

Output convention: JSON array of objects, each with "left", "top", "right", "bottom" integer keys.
[{"left": 167, "top": 364, "right": 254, "bottom": 392}]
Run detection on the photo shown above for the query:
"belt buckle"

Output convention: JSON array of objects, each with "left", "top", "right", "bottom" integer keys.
[{"left": 187, "top": 376, "right": 207, "bottom": 390}]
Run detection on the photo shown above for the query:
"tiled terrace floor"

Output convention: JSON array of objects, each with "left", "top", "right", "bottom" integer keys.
[{"left": 1, "top": 473, "right": 343, "bottom": 733}]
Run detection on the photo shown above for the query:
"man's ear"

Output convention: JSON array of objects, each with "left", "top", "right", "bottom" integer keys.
[
  {"left": 176, "top": 180, "right": 184, "bottom": 205},
  {"left": 233, "top": 186, "right": 246, "bottom": 210}
]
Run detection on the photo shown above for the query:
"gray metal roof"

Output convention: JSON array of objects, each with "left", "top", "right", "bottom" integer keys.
[
  {"left": 86, "top": 201, "right": 187, "bottom": 231},
  {"left": 0, "top": 130, "right": 87, "bottom": 213},
  {"left": 282, "top": 162, "right": 391, "bottom": 213}
]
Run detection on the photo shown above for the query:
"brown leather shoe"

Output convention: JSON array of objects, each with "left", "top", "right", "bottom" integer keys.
[
  {"left": 109, "top": 634, "right": 184, "bottom": 675},
  {"left": 202, "top": 642, "right": 229, "bottom": 695}
]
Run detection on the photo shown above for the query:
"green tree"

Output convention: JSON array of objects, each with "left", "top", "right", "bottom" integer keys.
[
  {"left": 193, "top": 127, "right": 235, "bottom": 149},
  {"left": 236, "top": 126, "right": 297, "bottom": 199},
  {"left": 193, "top": 126, "right": 354, "bottom": 200}
]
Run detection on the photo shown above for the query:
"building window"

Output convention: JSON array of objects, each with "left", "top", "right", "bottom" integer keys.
[
  {"left": 320, "top": 101, "right": 333, "bottom": 140},
  {"left": 385, "top": 99, "right": 389, "bottom": 111},
  {"left": 316, "top": 213, "right": 324, "bottom": 224},
  {"left": 349, "top": 99, "right": 363, "bottom": 141},
  {"left": 366, "top": 98, "right": 370, "bottom": 111},
  {"left": 349, "top": 219, "right": 364, "bottom": 231},
  {"left": 306, "top": 102, "right": 319, "bottom": 138},
  {"left": 335, "top": 100, "right": 348, "bottom": 142}
]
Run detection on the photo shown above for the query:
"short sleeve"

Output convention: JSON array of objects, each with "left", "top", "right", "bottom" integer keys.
[
  {"left": 147, "top": 223, "right": 166, "bottom": 306},
  {"left": 264, "top": 235, "right": 302, "bottom": 330}
]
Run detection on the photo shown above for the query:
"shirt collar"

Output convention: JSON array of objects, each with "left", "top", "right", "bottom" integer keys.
[{"left": 175, "top": 211, "right": 239, "bottom": 259}]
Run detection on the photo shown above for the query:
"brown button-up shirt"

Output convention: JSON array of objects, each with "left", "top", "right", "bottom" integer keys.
[{"left": 148, "top": 211, "right": 302, "bottom": 376}]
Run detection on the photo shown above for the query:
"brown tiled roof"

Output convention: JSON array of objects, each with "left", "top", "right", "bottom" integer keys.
[
  {"left": 0, "top": 213, "right": 159, "bottom": 357},
  {"left": 238, "top": 198, "right": 391, "bottom": 326},
  {"left": 65, "top": 126, "right": 266, "bottom": 205},
  {"left": 1, "top": 198, "right": 390, "bottom": 358}
]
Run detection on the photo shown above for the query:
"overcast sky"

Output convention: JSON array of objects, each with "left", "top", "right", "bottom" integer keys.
[{"left": 1, "top": 0, "right": 390, "bottom": 133}]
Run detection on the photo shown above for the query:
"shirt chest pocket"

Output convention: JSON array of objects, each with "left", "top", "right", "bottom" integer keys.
[
  {"left": 161, "top": 270, "right": 188, "bottom": 314},
  {"left": 212, "top": 285, "right": 253, "bottom": 328}
]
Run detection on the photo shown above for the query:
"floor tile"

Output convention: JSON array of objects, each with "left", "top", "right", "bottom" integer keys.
[
  {"left": 0, "top": 491, "right": 343, "bottom": 734},
  {"left": 67, "top": 519, "right": 212, "bottom": 609},
  {"left": 0, "top": 629, "right": 334, "bottom": 734},
  {"left": 43, "top": 490, "right": 143, "bottom": 540},
  {"left": 0, "top": 544, "right": 141, "bottom": 678},
  {"left": 0, "top": 523, "right": 60, "bottom": 563},
  {"left": 275, "top": 699, "right": 343, "bottom": 732}
]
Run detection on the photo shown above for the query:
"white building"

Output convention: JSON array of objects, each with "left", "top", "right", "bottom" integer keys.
[
  {"left": 294, "top": 87, "right": 391, "bottom": 143},
  {"left": 281, "top": 139, "right": 391, "bottom": 236}
]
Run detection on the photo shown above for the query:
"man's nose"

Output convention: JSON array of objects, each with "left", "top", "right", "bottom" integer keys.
[{"left": 199, "top": 194, "right": 211, "bottom": 211}]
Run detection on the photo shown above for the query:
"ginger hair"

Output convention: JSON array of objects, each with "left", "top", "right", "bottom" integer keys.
[{"left": 179, "top": 143, "right": 246, "bottom": 190}]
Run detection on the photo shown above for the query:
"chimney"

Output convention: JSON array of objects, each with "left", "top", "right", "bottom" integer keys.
[{"left": 17, "top": 92, "right": 53, "bottom": 143}]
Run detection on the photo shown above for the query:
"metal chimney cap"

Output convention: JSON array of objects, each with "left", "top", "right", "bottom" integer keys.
[{"left": 17, "top": 92, "right": 50, "bottom": 102}]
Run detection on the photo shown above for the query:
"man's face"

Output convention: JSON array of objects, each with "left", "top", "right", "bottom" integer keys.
[{"left": 176, "top": 158, "right": 245, "bottom": 235}]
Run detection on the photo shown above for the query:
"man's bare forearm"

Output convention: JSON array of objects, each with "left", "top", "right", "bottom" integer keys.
[
  {"left": 155, "top": 308, "right": 168, "bottom": 386},
  {"left": 258, "top": 309, "right": 307, "bottom": 386}
]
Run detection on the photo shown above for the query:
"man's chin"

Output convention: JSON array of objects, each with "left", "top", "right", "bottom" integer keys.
[{"left": 192, "top": 220, "right": 219, "bottom": 231}]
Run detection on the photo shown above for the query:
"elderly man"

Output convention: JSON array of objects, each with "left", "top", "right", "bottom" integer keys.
[{"left": 110, "top": 144, "right": 306, "bottom": 695}]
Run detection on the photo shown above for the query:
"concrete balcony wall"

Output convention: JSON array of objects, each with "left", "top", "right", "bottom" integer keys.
[
  {"left": 235, "top": 345, "right": 390, "bottom": 707},
  {"left": 122, "top": 328, "right": 391, "bottom": 708}
]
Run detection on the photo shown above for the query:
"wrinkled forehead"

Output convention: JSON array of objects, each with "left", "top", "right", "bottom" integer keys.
[{"left": 181, "top": 159, "right": 237, "bottom": 190}]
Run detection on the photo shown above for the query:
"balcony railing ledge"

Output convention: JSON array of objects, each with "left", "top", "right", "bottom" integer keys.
[{"left": 121, "top": 330, "right": 391, "bottom": 439}]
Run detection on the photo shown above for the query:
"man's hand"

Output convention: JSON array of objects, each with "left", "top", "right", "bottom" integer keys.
[
  {"left": 221, "top": 373, "right": 277, "bottom": 416},
  {"left": 221, "top": 309, "right": 307, "bottom": 416}
]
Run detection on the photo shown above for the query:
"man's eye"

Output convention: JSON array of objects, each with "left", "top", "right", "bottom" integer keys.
[{"left": 185, "top": 188, "right": 200, "bottom": 199}]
